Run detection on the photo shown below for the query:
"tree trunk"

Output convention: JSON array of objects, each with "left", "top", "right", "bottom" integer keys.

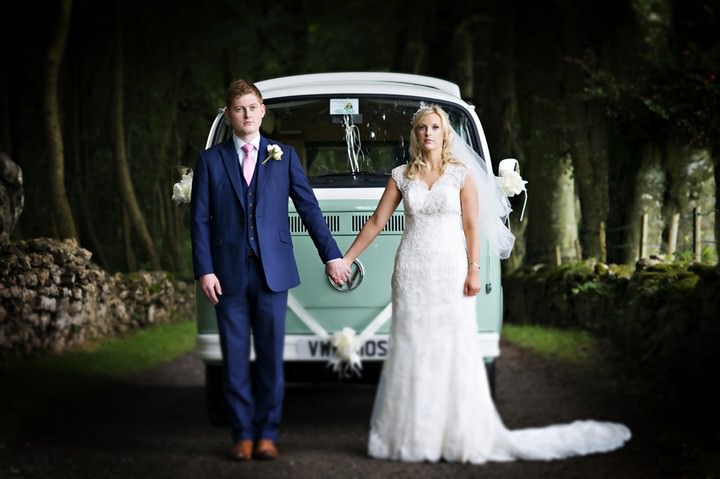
[
  {"left": 423, "top": 0, "right": 469, "bottom": 82},
  {"left": 515, "top": 1, "right": 578, "bottom": 266},
  {"left": 559, "top": 3, "right": 612, "bottom": 262},
  {"left": 627, "top": 142, "right": 666, "bottom": 261},
  {"left": 663, "top": 140, "right": 716, "bottom": 257},
  {"left": 112, "top": 9, "right": 160, "bottom": 270},
  {"left": 566, "top": 102, "right": 610, "bottom": 261},
  {"left": 157, "top": 185, "right": 177, "bottom": 271},
  {"left": 523, "top": 149, "right": 578, "bottom": 265},
  {"left": 122, "top": 206, "right": 137, "bottom": 272},
  {"left": 454, "top": 18, "right": 477, "bottom": 100},
  {"left": 487, "top": 0, "right": 527, "bottom": 270},
  {"left": 44, "top": 0, "right": 78, "bottom": 240},
  {"left": 151, "top": 85, "right": 180, "bottom": 270},
  {"left": 70, "top": 65, "right": 108, "bottom": 269},
  {"left": 0, "top": 54, "right": 10, "bottom": 153},
  {"left": 713, "top": 144, "right": 720, "bottom": 261}
]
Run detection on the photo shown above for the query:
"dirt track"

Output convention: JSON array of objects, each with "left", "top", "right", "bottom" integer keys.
[{"left": 0, "top": 341, "right": 688, "bottom": 478}]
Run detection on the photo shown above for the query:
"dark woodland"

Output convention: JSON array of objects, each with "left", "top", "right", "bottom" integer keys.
[{"left": 1, "top": 0, "right": 718, "bottom": 277}]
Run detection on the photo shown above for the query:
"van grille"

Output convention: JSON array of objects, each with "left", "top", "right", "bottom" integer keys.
[
  {"left": 289, "top": 213, "right": 404, "bottom": 234},
  {"left": 324, "top": 215, "right": 340, "bottom": 232},
  {"left": 352, "top": 214, "right": 404, "bottom": 233},
  {"left": 288, "top": 216, "right": 306, "bottom": 233},
  {"left": 288, "top": 214, "right": 341, "bottom": 233}
]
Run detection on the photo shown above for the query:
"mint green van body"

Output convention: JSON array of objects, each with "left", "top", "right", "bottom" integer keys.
[{"left": 196, "top": 73, "right": 512, "bottom": 421}]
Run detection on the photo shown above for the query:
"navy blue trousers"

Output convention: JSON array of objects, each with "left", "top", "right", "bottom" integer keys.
[{"left": 215, "top": 253, "right": 288, "bottom": 442}]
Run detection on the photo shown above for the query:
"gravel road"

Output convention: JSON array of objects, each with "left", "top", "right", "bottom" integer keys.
[{"left": 0, "top": 341, "right": 688, "bottom": 478}]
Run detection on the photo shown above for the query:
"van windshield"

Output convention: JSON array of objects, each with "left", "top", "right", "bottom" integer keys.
[{"left": 213, "top": 96, "right": 482, "bottom": 188}]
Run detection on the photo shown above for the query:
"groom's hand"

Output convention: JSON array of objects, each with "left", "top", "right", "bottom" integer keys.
[
  {"left": 199, "top": 273, "right": 223, "bottom": 304},
  {"left": 326, "top": 258, "right": 351, "bottom": 285}
]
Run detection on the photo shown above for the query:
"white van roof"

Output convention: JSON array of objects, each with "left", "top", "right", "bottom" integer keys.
[{"left": 256, "top": 72, "right": 463, "bottom": 101}]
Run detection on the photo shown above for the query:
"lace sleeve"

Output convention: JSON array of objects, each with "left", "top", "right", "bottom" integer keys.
[
  {"left": 448, "top": 163, "right": 467, "bottom": 188},
  {"left": 391, "top": 165, "right": 408, "bottom": 191}
]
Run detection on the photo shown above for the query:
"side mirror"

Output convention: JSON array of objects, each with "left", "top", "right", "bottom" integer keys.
[{"left": 498, "top": 158, "right": 520, "bottom": 177}]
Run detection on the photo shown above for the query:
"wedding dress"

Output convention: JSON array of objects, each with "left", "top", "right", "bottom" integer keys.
[{"left": 367, "top": 163, "right": 631, "bottom": 463}]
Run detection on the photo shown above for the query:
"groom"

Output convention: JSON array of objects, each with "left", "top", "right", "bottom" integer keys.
[{"left": 191, "top": 78, "right": 350, "bottom": 460}]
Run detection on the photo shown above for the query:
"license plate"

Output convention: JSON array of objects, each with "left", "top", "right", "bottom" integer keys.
[{"left": 297, "top": 338, "right": 389, "bottom": 360}]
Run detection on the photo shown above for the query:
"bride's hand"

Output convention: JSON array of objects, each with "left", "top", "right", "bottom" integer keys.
[
  {"left": 326, "top": 259, "right": 351, "bottom": 285},
  {"left": 463, "top": 270, "right": 481, "bottom": 296}
]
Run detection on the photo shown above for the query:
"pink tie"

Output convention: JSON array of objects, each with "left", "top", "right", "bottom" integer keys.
[{"left": 242, "top": 143, "right": 256, "bottom": 184}]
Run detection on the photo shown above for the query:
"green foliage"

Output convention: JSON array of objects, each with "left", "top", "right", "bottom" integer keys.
[
  {"left": 673, "top": 246, "right": 719, "bottom": 265},
  {"left": 580, "top": 3, "right": 720, "bottom": 147},
  {"left": 0, "top": 320, "right": 196, "bottom": 443},
  {"left": 501, "top": 323, "right": 604, "bottom": 368},
  {"left": 5, "top": 0, "right": 718, "bottom": 279}
]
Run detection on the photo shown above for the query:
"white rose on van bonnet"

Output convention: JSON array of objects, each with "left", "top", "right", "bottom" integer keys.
[{"left": 172, "top": 167, "right": 193, "bottom": 205}]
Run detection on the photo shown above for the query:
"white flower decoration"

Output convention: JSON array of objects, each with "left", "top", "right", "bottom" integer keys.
[
  {"left": 327, "top": 327, "right": 363, "bottom": 377},
  {"left": 496, "top": 169, "right": 527, "bottom": 197},
  {"left": 262, "top": 144, "right": 283, "bottom": 165},
  {"left": 495, "top": 159, "right": 528, "bottom": 221},
  {"left": 172, "top": 168, "right": 193, "bottom": 205}
]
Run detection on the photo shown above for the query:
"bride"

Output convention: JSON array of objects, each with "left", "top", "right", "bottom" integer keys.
[{"left": 338, "top": 105, "right": 631, "bottom": 463}]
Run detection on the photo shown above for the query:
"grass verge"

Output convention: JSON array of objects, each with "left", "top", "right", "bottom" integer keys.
[
  {"left": 501, "top": 323, "right": 606, "bottom": 368},
  {"left": 0, "top": 320, "right": 196, "bottom": 443}
]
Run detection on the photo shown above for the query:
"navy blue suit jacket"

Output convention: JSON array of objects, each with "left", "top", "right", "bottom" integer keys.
[{"left": 190, "top": 136, "right": 341, "bottom": 293}]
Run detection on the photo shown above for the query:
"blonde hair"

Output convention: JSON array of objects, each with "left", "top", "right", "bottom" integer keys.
[{"left": 406, "top": 105, "right": 460, "bottom": 180}]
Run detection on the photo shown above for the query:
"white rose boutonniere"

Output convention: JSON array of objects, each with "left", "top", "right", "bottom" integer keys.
[
  {"left": 172, "top": 167, "right": 193, "bottom": 205},
  {"left": 262, "top": 144, "right": 283, "bottom": 165}
]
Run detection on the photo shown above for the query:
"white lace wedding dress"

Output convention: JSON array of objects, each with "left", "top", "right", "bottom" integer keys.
[{"left": 367, "top": 164, "right": 631, "bottom": 463}]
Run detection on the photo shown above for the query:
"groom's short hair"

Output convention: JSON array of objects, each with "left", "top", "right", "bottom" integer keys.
[{"left": 226, "top": 79, "right": 263, "bottom": 107}]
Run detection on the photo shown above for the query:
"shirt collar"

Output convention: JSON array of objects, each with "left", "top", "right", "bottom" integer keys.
[{"left": 233, "top": 134, "right": 261, "bottom": 155}]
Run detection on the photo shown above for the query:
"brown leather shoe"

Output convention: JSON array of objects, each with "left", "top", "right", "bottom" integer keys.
[
  {"left": 253, "top": 438, "right": 279, "bottom": 460},
  {"left": 231, "top": 440, "right": 253, "bottom": 461}
]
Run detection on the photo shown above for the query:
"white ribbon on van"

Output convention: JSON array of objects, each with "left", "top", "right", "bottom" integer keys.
[
  {"left": 287, "top": 294, "right": 391, "bottom": 377},
  {"left": 495, "top": 158, "right": 528, "bottom": 221}
]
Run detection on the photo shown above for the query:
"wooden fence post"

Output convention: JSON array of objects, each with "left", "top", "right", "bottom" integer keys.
[
  {"left": 554, "top": 245, "right": 562, "bottom": 267},
  {"left": 599, "top": 221, "right": 607, "bottom": 263},
  {"left": 693, "top": 207, "right": 702, "bottom": 262},
  {"left": 668, "top": 213, "right": 680, "bottom": 257},
  {"left": 639, "top": 214, "right": 648, "bottom": 260}
]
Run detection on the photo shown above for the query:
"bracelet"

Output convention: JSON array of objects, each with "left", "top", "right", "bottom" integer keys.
[{"left": 468, "top": 261, "right": 480, "bottom": 269}]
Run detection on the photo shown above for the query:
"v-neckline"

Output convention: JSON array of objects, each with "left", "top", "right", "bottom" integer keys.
[{"left": 418, "top": 174, "right": 443, "bottom": 191}]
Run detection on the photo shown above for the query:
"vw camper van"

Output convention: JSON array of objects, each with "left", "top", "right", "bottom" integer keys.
[{"left": 195, "top": 72, "right": 518, "bottom": 422}]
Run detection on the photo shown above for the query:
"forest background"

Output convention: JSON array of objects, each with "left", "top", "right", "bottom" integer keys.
[{"left": 1, "top": 0, "right": 718, "bottom": 278}]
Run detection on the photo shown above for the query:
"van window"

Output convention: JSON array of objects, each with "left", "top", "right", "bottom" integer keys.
[{"left": 213, "top": 97, "right": 482, "bottom": 188}]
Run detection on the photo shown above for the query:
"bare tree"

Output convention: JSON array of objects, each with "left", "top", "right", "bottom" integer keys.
[
  {"left": 487, "top": 0, "right": 527, "bottom": 270},
  {"left": 560, "top": 2, "right": 613, "bottom": 261},
  {"left": 44, "top": 0, "right": 78, "bottom": 240},
  {"left": 112, "top": 7, "right": 160, "bottom": 270}
]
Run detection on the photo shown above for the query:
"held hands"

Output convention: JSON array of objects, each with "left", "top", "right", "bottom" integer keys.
[
  {"left": 326, "top": 258, "right": 352, "bottom": 285},
  {"left": 200, "top": 273, "right": 223, "bottom": 304}
]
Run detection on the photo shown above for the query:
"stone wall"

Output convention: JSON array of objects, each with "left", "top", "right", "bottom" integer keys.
[{"left": 0, "top": 237, "right": 194, "bottom": 355}]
